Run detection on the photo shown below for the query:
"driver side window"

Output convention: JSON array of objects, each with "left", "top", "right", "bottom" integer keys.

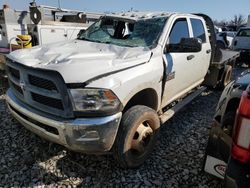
[{"left": 169, "top": 18, "right": 190, "bottom": 44}]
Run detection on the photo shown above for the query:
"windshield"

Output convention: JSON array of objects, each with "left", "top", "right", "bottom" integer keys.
[
  {"left": 78, "top": 16, "right": 167, "bottom": 48},
  {"left": 237, "top": 29, "right": 250, "bottom": 37}
]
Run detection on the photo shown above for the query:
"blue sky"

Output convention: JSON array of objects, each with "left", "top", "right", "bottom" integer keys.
[{"left": 0, "top": 0, "right": 249, "bottom": 21}]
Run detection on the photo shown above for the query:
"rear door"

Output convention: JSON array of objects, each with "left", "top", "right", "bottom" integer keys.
[{"left": 189, "top": 17, "right": 211, "bottom": 81}]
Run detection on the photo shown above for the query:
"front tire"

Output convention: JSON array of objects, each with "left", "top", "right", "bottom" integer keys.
[{"left": 113, "top": 105, "right": 160, "bottom": 168}]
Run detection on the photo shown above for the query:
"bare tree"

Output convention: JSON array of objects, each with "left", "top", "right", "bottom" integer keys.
[
  {"left": 214, "top": 19, "right": 228, "bottom": 27},
  {"left": 230, "top": 14, "right": 246, "bottom": 27}
]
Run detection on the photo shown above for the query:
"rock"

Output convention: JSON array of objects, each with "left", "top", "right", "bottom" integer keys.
[
  {"left": 121, "top": 177, "right": 126, "bottom": 182},
  {"left": 136, "top": 171, "right": 143, "bottom": 181},
  {"left": 143, "top": 179, "right": 152, "bottom": 186},
  {"left": 85, "top": 176, "right": 92, "bottom": 183},
  {"left": 183, "top": 169, "right": 189, "bottom": 175},
  {"left": 183, "top": 175, "right": 189, "bottom": 181},
  {"left": 152, "top": 180, "right": 162, "bottom": 186}
]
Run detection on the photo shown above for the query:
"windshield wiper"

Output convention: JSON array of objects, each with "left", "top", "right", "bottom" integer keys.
[
  {"left": 77, "top": 37, "right": 94, "bottom": 42},
  {"left": 119, "top": 44, "right": 137, "bottom": 47},
  {"left": 78, "top": 37, "right": 137, "bottom": 47}
]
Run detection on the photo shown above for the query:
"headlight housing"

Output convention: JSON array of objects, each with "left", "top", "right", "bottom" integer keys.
[{"left": 69, "top": 88, "right": 122, "bottom": 116}]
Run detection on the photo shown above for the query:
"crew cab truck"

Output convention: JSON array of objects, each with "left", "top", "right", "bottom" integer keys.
[{"left": 5, "top": 12, "right": 238, "bottom": 168}]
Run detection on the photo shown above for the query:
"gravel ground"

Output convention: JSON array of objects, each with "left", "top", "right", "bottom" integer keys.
[{"left": 0, "top": 68, "right": 246, "bottom": 187}]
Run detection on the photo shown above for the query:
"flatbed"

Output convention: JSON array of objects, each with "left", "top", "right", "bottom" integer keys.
[
  {"left": 212, "top": 50, "right": 240, "bottom": 67},
  {"left": 204, "top": 49, "right": 240, "bottom": 88}
]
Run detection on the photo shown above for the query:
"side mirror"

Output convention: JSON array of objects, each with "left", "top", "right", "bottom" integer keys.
[{"left": 166, "top": 38, "right": 202, "bottom": 53}]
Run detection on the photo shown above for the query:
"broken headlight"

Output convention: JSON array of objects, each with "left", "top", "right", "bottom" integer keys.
[{"left": 69, "top": 88, "right": 122, "bottom": 115}]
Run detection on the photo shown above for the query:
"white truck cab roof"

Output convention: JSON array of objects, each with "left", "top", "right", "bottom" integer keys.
[
  {"left": 105, "top": 12, "right": 171, "bottom": 20},
  {"left": 104, "top": 11, "right": 199, "bottom": 21}
]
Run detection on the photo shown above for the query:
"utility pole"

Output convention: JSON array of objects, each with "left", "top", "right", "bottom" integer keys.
[{"left": 58, "top": 0, "right": 61, "bottom": 9}]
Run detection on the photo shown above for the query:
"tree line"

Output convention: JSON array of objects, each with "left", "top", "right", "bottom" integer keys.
[{"left": 214, "top": 14, "right": 247, "bottom": 30}]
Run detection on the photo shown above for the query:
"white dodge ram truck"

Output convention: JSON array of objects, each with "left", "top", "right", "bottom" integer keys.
[{"left": 5, "top": 12, "right": 232, "bottom": 168}]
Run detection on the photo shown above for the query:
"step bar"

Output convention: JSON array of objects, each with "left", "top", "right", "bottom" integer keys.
[{"left": 160, "top": 86, "right": 207, "bottom": 124}]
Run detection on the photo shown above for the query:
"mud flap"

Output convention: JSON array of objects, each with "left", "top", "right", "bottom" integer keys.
[{"left": 204, "top": 155, "right": 227, "bottom": 179}]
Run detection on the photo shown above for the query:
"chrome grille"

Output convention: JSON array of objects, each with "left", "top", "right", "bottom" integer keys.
[
  {"left": 8, "top": 66, "right": 20, "bottom": 80},
  {"left": 29, "top": 75, "right": 58, "bottom": 91},
  {"left": 6, "top": 59, "right": 74, "bottom": 118},
  {"left": 12, "top": 81, "right": 23, "bottom": 95},
  {"left": 31, "top": 92, "right": 64, "bottom": 110}
]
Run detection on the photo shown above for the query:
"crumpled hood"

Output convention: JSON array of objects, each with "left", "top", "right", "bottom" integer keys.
[{"left": 8, "top": 40, "right": 152, "bottom": 83}]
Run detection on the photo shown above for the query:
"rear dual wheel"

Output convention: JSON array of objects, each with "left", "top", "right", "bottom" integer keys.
[
  {"left": 222, "top": 111, "right": 236, "bottom": 136},
  {"left": 218, "top": 65, "right": 232, "bottom": 89},
  {"left": 113, "top": 105, "right": 160, "bottom": 168}
]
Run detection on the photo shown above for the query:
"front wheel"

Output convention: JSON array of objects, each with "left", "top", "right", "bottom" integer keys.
[{"left": 113, "top": 105, "right": 160, "bottom": 168}]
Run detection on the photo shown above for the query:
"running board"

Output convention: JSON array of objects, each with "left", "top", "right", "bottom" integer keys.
[{"left": 160, "top": 86, "right": 206, "bottom": 124}]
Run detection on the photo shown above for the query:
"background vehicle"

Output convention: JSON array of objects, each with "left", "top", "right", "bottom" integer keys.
[
  {"left": 232, "top": 27, "right": 250, "bottom": 66},
  {"left": 216, "top": 31, "right": 236, "bottom": 49},
  {"left": 27, "top": 3, "right": 101, "bottom": 46},
  {"left": 5, "top": 12, "right": 239, "bottom": 168},
  {"left": 0, "top": 2, "right": 102, "bottom": 74},
  {"left": 0, "top": 5, "right": 30, "bottom": 49},
  {"left": 204, "top": 70, "right": 250, "bottom": 187}
]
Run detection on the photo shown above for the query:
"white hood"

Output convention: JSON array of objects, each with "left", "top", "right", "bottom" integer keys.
[{"left": 8, "top": 40, "right": 152, "bottom": 83}]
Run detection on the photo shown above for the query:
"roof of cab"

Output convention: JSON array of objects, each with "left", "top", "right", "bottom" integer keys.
[
  {"left": 105, "top": 11, "right": 173, "bottom": 21},
  {"left": 104, "top": 11, "right": 201, "bottom": 21}
]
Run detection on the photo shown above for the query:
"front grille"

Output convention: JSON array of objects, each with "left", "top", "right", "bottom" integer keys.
[
  {"left": 12, "top": 81, "right": 23, "bottom": 95},
  {"left": 8, "top": 66, "right": 20, "bottom": 80},
  {"left": 31, "top": 92, "right": 64, "bottom": 110},
  {"left": 29, "top": 75, "right": 58, "bottom": 91},
  {"left": 6, "top": 59, "right": 73, "bottom": 118}
]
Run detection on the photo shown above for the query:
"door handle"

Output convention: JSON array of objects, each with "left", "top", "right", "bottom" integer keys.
[
  {"left": 206, "top": 49, "right": 211, "bottom": 54},
  {"left": 187, "top": 55, "right": 195, "bottom": 61}
]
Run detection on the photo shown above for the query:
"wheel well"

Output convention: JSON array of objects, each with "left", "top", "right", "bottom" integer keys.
[
  {"left": 218, "top": 66, "right": 225, "bottom": 83},
  {"left": 214, "top": 115, "right": 222, "bottom": 123},
  {"left": 225, "top": 98, "right": 241, "bottom": 115},
  {"left": 123, "top": 88, "right": 158, "bottom": 113}
]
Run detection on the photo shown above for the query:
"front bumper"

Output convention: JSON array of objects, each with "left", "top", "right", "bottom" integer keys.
[{"left": 6, "top": 89, "right": 122, "bottom": 153}]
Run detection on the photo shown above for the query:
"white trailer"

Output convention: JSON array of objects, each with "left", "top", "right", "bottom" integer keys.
[
  {"left": 0, "top": 6, "right": 30, "bottom": 48},
  {"left": 28, "top": 5, "right": 102, "bottom": 46}
]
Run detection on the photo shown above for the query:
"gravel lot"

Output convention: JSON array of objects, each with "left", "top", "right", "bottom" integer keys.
[{"left": 0, "top": 68, "right": 246, "bottom": 187}]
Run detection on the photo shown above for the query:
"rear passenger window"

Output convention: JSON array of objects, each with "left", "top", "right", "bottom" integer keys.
[
  {"left": 191, "top": 18, "right": 206, "bottom": 43},
  {"left": 169, "top": 18, "right": 189, "bottom": 44}
]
